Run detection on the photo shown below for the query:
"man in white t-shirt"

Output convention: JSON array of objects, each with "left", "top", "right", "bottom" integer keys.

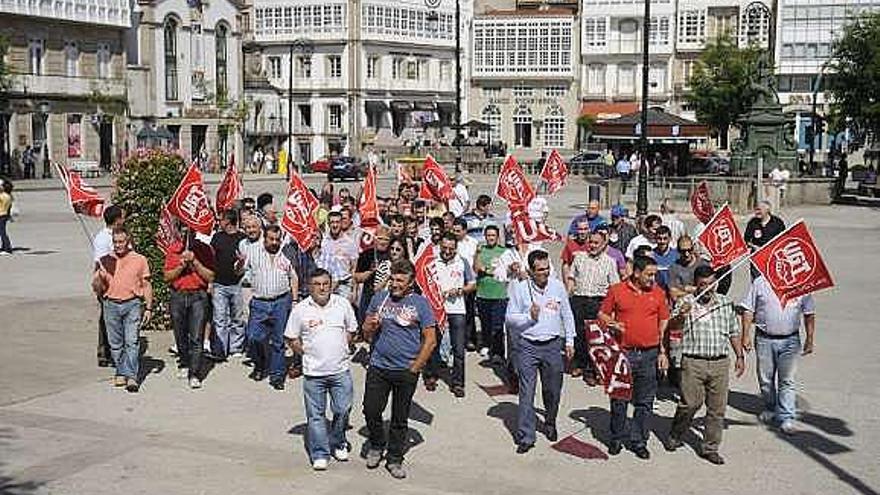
[
  {"left": 285, "top": 268, "right": 358, "bottom": 471},
  {"left": 452, "top": 217, "right": 479, "bottom": 351}
]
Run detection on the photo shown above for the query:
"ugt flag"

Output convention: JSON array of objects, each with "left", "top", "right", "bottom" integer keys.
[
  {"left": 697, "top": 204, "right": 749, "bottom": 269},
  {"left": 510, "top": 207, "right": 561, "bottom": 245},
  {"left": 691, "top": 181, "right": 715, "bottom": 224},
  {"left": 280, "top": 171, "right": 320, "bottom": 250},
  {"left": 418, "top": 155, "right": 454, "bottom": 202},
  {"left": 215, "top": 155, "right": 243, "bottom": 212},
  {"left": 155, "top": 206, "right": 182, "bottom": 255},
  {"left": 750, "top": 220, "right": 834, "bottom": 306},
  {"left": 539, "top": 149, "right": 568, "bottom": 195},
  {"left": 54, "top": 163, "right": 105, "bottom": 217},
  {"left": 587, "top": 320, "right": 633, "bottom": 401},
  {"left": 166, "top": 164, "right": 215, "bottom": 234},
  {"left": 414, "top": 245, "right": 447, "bottom": 329},
  {"left": 496, "top": 155, "right": 535, "bottom": 210}
]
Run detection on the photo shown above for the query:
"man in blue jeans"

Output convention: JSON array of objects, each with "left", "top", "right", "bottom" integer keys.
[
  {"left": 243, "top": 225, "right": 298, "bottom": 390},
  {"left": 739, "top": 275, "right": 816, "bottom": 434},
  {"left": 425, "top": 233, "right": 476, "bottom": 397},
  {"left": 285, "top": 269, "right": 357, "bottom": 471},
  {"left": 211, "top": 209, "right": 246, "bottom": 359}
]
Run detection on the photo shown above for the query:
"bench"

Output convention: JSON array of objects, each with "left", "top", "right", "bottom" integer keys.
[{"left": 71, "top": 161, "right": 101, "bottom": 178}]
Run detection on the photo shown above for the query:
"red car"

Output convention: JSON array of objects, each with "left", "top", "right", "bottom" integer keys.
[{"left": 310, "top": 157, "right": 331, "bottom": 173}]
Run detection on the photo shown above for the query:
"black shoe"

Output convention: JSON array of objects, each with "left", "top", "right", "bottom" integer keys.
[
  {"left": 608, "top": 441, "right": 623, "bottom": 456},
  {"left": 270, "top": 380, "right": 285, "bottom": 391},
  {"left": 632, "top": 446, "right": 651, "bottom": 460},
  {"left": 544, "top": 425, "right": 558, "bottom": 442},
  {"left": 97, "top": 359, "right": 112, "bottom": 368},
  {"left": 701, "top": 452, "right": 725, "bottom": 465},
  {"left": 249, "top": 369, "right": 266, "bottom": 382},
  {"left": 515, "top": 443, "right": 533, "bottom": 454},
  {"left": 665, "top": 436, "right": 684, "bottom": 452},
  {"left": 451, "top": 386, "right": 465, "bottom": 398},
  {"left": 466, "top": 343, "right": 477, "bottom": 352}
]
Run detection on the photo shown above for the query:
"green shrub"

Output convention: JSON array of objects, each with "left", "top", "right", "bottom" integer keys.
[{"left": 112, "top": 149, "right": 186, "bottom": 331}]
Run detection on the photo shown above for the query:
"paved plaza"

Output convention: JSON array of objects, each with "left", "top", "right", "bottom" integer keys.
[{"left": 0, "top": 173, "right": 878, "bottom": 495}]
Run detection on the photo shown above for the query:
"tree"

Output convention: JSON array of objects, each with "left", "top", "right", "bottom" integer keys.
[
  {"left": 828, "top": 12, "right": 880, "bottom": 148},
  {"left": 112, "top": 149, "right": 186, "bottom": 331},
  {"left": 575, "top": 114, "right": 596, "bottom": 150},
  {"left": 686, "top": 34, "right": 765, "bottom": 149}
]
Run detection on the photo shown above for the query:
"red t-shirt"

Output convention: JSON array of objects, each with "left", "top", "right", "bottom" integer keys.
[
  {"left": 561, "top": 238, "right": 590, "bottom": 265},
  {"left": 163, "top": 239, "right": 216, "bottom": 291},
  {"left": 600, "top": 280, "right": 669, "bottom": 349}
]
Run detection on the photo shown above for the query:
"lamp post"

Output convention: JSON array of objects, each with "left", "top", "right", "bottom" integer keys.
[
  {"left": 426, "top": 0, "right": 461, "bottom": 173},
  {"left": 288, "top": 38, "right": 313, "bottom": 178},
  {"left": 637, "top": 0, "right": 650, "bottom": 216},
  {"left": 38, "top": 101, "right": 51, "bottom": 179}
]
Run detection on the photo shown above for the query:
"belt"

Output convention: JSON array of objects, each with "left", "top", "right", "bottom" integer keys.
[
  {"left": 683, "top": 353, "right": 728, "bottom": 361},
  {"left": 623, "top": 345, "right": 660, "bottom": 353},
  {"left": 523, "top": 336, "right": 560, "bottom": 346},
  {"left": 574, "top": 295, "right": 605, "bottom": 300},
  {"left": 104, "top": 296, "right": 139, "bottom": 304},
  {"left": 174, "top": 288, "right": 206, "bottom": 294},
  {"left": 253, "top": 292, "right": 290, "bottom": 302},
  {"left": 756, "top": 328, "right": 798, "bottom": 340}
]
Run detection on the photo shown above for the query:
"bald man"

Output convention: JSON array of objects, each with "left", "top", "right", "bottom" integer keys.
[{"left": 567, "top": 200, "right": 607, "bottom": 237}]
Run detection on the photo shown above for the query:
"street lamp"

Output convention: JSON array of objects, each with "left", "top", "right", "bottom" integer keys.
[
  {"left": 426, "top": 0, "right": 462, "bottom": 173},
  {"left": 637, "top": 0, "right": 650, "bottom": 216},
  {"left": 288, "top": 38, "right": 314, "bottom": 178},
  {"left": 38, "top": 101, "right": 51, "bottom": 179}
]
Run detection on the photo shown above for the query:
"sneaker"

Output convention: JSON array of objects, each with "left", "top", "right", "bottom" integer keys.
[
  {"left": 333, "top": 447, "right": 350, "bottom": 462},
  {"left": 479, "top": 347, "right": 490, "bottom": 358},
  {"left": 780, "top": 420, "right": 797, "bottom": 435},
  {"left": 759, "top": 410, "right": 776, "bottom": 425},
  {"left": 230, "top": 352, "right": 244, "bottom": 359},
  {"left": 113, "top": 375, "right": 126, "bottom": 387},
  {"left": 385, "top": 462, "right": 406, "bottom": 479},
  {"left": 125, "top": 377, "right": 139, "bottom": 393},
  {"left": 365, "top": 449, "right": 383, "bottom": 469},
  {"left": 189, "top": 377, "right": 202, "bottom": 389},
  {"left": 312, "top": 458, "right": 328, "bottom": 471}
]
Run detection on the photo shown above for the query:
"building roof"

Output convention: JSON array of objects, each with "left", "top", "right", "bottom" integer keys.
[{"left": 610, "top": 108, "right": 701, "bottom": 127}]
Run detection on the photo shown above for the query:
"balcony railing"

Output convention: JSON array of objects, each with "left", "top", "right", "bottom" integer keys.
[
  {"left": 582, "top": 39, "right": 674, "bottom": 55},
  {"left": 11, "top": 74, "right": 126, "bottom": 97},
  {"left": 0, "top": 0, "right": 130, "bottom": 27}
]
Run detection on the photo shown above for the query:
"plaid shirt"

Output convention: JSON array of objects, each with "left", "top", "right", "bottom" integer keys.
[{"left": 676, "top": 293, "right": 741, "bottom": 358}]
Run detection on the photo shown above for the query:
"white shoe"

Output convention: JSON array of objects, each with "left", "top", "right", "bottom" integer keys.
[
  {"left": 0, "top": 251, "right": 11, "bottom": 256},
  {"left": 230, "top": 352, "right": 243, "bottom": 359},
  {"left": 479, "top": 347, "right": 490, "bottom": 358},
  {"left": 780, "top": 420, "right": 797, "bottom": 435},
  {"left": 333, "top": 448, "right": 350, "bottom": 462},
  {"left": 312, "top": 458, "right": 329, "bottom": 471},
  {"left": 189, "top": 377, "right": 202, "bottom": 389}
]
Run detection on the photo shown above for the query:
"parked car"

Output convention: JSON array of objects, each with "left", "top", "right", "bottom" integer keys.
[
  {"left": 568, "top": 151, "right": 611, "bottom": 177},
  {"left": 327, "top": 156, "right": 364, "bottom": 181},
  {"left": 687, "top": 156, "right": 730, "bottom": 175},
  {"left": 309, "top": 157, "right": 331, "bottom": 173}
]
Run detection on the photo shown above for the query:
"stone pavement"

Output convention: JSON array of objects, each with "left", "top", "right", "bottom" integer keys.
[{"left": 0, "top": 175, "right": 878, "bottom": 495}]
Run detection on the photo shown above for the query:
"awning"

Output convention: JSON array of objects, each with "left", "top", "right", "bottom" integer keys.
[
  {"left": 437, "top": 102, "right": 456, "bottom": 114},
  {"left": 391, "top": 100, "right": 413, "bottom": 111},
  {"left": 580, "top": 102, "right": 640, "bottom": 121},
  {"left": 365, "top": 100, "right": 389, "bottom": 113},
  {"left": 414, "top": 101, "right": 437, "bottom": 111}
]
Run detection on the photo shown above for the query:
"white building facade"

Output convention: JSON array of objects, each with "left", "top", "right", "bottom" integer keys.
[
  {"left": 469, "top": 10, "right": 579, "bottom": 157},
  {"left": 127, "top": 0, "right": 245, "bottom": 167},
  {"left": 245, "top": 0, "right": 471, "bottom": 166}
]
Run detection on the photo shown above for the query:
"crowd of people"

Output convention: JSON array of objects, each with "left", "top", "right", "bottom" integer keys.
[{"left": 88, "top": 179, "right": 816, "bottom": 478}]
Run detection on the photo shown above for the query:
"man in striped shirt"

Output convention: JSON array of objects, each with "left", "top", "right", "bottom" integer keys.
[
  {"left": 665, "top": 265, "right": 744, "bottom": 465},
  {"left": 244, "top": 225, "right": 299, "bottom": 390}
]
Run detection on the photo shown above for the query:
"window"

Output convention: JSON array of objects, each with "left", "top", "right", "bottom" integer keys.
[
  {"left": 740, "top": 2, "right": 771, "bottom": 49},
  {"left": 439, "top": 60, "right": 452, "bottom": 81},
  {"left": 649, "top": 65, "right": 666, "bottom": 93},
  {"left": 28, "top": 39, "right": 44, "bottom": 75},
  {"left": 543, "top": 106, "right": 565, "bottom": 148},
  {"left": 583, "top": 17, "right": 607, "bottom": 47},
  {"left": 650, "top": 16, "right": 670, "bottom": 46},
  {"left": 366, "top": 55, "right": 380, "bottom": 79},
  {"left": 64, "top": 41, "right": 78, "bottom": 77},
  {"left": 392, "top": 57, "right": 403, "bottom": 79},
  {"left": 472, "top": 17, "right": 574, "bottom": 76},
  {"left": 406, "top": 59, "right": 419, "bottom": 80},
  {"left": 268, "top": 56, "right": 282, "bottom": 79},
  {"left": 544, "top": 86, "right": 566, "bottom": 98},
  {"left": 254, "top": 4, "right": 346, "bottom": 36},
  {"left": 67, "top": 114, "right": 83, "bottom": 158},
  {"left": 678, "top": 10, "right": 706, "bottom": 45},
  {"left": 191, "top": 23, "right": 204, "bottom": 69},
  {"left": 513, "top": 105, "right": 532, "bottom": 148},
  {"left": 97, "top": 43, "right": 111, "bottom": 79},
  {"left": 588, "top": 64, "right": 605, "bottom": 94},
  {"left": 482, "top": 87, "right": 502, "bottom": 98},
  {"left": 513, "top": 85, "right": 533, "bottom": 97},
  {"left": 215, "top": 24, "right": 228, "bottom": 99},
  {"left": 297, "top": 56, "right": 312, "bottom": 78},
  {"left": 617, "top": 64, "right": 635, "bottom": 94},
  {"left": 298, "top": 104, "right": 311, "bottom": 127},
  {"left": 328, "top": 104, "right": 342, "bottom": 130},
  {"left": 328, "top": 55, "right": 342, "bottom": 78},
  {"left": 681, "top": 59, "right": 696, "bottom": 88},
  {"left": 482, "top": 105, "right": 501, "bottom": 143},
  {"left": 164, "top": 18, "right": 179, "bottom": 101}
]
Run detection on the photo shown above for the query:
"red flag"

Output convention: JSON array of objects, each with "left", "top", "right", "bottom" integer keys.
[
  {"left": 750, "top": 220, "right": 834, "bottom": 306},
  {"left": 691, "top": 181, "right": 715, "bottom": 224},
  {"left": 54, "top": 163, "right": 105, "bottom": 217},
  {"left": 496, "top": 155, "right": 535, "bottom": 210},
  {"left": 418, "top": 155, "right": 454, "bottom": 202},
  {"left": 587, "top": 320, "right": 632, "bottom": 400},
  {"left": 414, "top": 245, "right": 447, "bottom": 329},
  {"left": 155, "top": 206, "right": 182, "bottom": 255},
  {"left": 510, "top": 208, "right": 561, "bottom": 245},
  {"left": 215, "top": 156, "right": 243, "bottom": 212},
  {"left": 166, "top": 164, "right": 215, "bottom": 234},
  {"left": 697, "top": 204, "right": 749, "bottom": 269},
  {"left": 397, "top": 160, "right": 413, "bottom": 185},
  {"left": 359, "top": 225, "right": 376, "bottom": 252},
  {"left": 280, "top": 171, "right": 320, "bottom": 250},
  {"left": 539, "top": 149, "right": 568, "bottom": 195},
  {"left": 360, "top": 165, "right": 379, "bottom": 228}
]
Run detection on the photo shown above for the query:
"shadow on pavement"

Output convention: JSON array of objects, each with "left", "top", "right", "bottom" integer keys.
[
  {"left": 0, "top": 427, "right": 43, "bottom": 495},
  {"left": 354, "top": 424, "right": 424, "bottom": 460},
  {"left": 487, "top": 401, "right": 547, "bottom": 443},
  {"left": 136, "top": 337, "right": 166, "bottom": 386},
  {"left": 728, "top": 391, "right": 877, "bottom": 495}
]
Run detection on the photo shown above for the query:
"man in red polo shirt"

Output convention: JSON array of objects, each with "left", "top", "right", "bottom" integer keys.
[
  {"left": 599, "top": 255, "right": 669, "bottom": 460},
  {"left": 164, "top": 223, "right": 216, "bottom": 389}
]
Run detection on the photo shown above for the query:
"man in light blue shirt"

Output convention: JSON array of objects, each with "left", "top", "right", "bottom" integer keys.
[{"left": 506, "top": 250, "right": 575, "bottom": 454}]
